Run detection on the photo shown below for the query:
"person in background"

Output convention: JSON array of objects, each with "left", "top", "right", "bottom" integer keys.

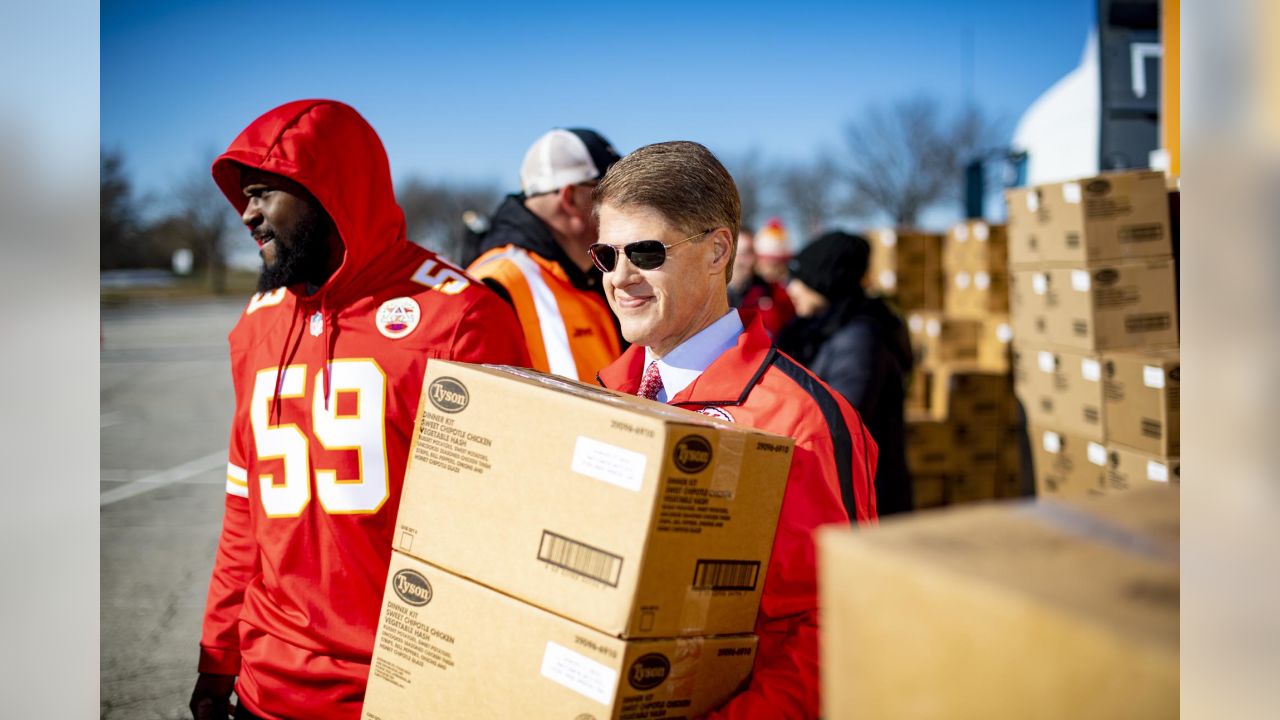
[
  {"left": 752, "top": 216, "right": 792, "bottom": 284},
  {"left": 592, "top": 141, "right": 877, "bottom": 718},
  {"left": 727, "top": 226, "right": 795, "bottom": 338},
  {"left": 468, "top": 128, "right": 624, "bottom": 382},
  {"left": 190, "top": 99, "right": 529, "bottom": 720},
  {"left": 779, "top": 230, "right": 915, "bottom": 515}
]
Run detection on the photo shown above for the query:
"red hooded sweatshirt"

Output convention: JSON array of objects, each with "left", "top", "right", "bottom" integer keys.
[
  {"left": 197, "top": 100, "right": 530, "bottom": 719},
  {"left": 598, "top": 312, "right": 877, "bottom": 719}
]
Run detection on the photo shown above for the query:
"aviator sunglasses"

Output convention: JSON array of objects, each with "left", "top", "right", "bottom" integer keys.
[{"left": 587, "top": 229, "right": 713, "bottom": 273}]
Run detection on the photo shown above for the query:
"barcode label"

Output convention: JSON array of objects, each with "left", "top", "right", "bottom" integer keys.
[
  {"left": 692, "top": 560, "right": 761, "bottom": 591},
  {"left": 1125, "top": 313, "right": 1172, "bottom": 333},
  {"left": 538, "top": 531, "right": 623, "bottom": 587}
]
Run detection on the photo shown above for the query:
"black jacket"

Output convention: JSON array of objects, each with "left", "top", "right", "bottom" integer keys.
[{"left": 778, "top": 293, "right": 915, "bottom": 514}]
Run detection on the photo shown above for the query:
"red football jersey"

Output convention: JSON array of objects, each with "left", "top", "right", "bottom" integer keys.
[{"left": 197, "top": 100, "right": 530, "bottom": 720}]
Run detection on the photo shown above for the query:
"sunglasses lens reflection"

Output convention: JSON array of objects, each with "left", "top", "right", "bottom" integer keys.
[
  {"left": 627, "top": 241, "right": 666, "bottom": 270},
  {"left": 590, "top": 245, "right": 617, "bottom": 272}
]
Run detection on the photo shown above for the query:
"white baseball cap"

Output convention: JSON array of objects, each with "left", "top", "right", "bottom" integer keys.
[{"left": 520, "top": 128, "right": 622, "bottom": 196}]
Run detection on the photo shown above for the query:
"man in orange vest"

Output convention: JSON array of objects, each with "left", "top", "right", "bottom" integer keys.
[{"left": 469, "top": 128, "right": 624, "bottom": 381}]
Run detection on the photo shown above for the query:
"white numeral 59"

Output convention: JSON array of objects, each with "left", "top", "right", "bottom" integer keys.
[{"left": 250, "top": 359, "right": 389, "bottom": 517}]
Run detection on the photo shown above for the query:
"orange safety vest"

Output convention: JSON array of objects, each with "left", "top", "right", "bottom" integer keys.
[{"left": 469, "top": 244, "right": 622, "bottom": 382}]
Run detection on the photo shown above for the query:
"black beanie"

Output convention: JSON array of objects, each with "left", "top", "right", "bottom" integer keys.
[{"left": 788, "top": 231, "right": 871, "bottom": 301}]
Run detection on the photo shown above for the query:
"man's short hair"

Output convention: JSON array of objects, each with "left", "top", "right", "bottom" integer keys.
[{"left": 593, "top": 141, "right": 741, "bottom": 283}]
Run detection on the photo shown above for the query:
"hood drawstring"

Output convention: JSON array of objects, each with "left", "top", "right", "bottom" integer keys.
[
  {"left": 321, "top": 298, "right": 339, "bottom": 411},
  {"left": 271, "top": 302, "right": 304, "bottom": 424}
]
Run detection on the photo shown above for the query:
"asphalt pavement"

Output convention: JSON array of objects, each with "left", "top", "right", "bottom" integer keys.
[{"left": 101, "top": 297, "right": 243, "bottom": 720}]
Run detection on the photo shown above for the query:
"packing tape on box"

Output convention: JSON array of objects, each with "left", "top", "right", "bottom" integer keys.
[
  {"left": 679, "top": 586, "right": 715, "bottom": 635},
  {"left": 710, "top": 431, "right": 746, "bottom": 496},
  {"left": 1018, "top": 500, "right": 1177, "bottom": 564},
  {"left": 668, "top": 637, "right": 706, "bottom": 697}
]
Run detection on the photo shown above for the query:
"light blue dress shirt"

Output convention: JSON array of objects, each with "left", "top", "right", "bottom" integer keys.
[{"left": 643, "top": 309, "right": 744, "bottom": 403}]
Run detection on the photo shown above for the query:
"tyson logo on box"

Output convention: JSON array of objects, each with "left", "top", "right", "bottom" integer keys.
[
  {"left": 392, "top": 569, "right": 433, "bottom": 607},
  {"left": 628, "top": 653, "right": 671, "bottom": 690},
  {"left": 427, "top": 377, "right": 469, "bottom": 413},
  {"left": 673, "top": 435, "right": 713, "bottom": 474}
]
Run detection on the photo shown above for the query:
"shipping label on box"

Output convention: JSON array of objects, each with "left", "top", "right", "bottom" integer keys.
[
  {"left": 1048, "top": 260, "right": 1180, "bottom": 351},
  {"left": 1106, "top": 443, "right": 1180, "bottom": 493},
  {"left": 1029, "top": 426, "right": 1107, "bottom": 498},
  {"left": 1103, "top": 350, "right": 1180, "bottom": 455},
  {"left": 364, "top": 553, "right": 758, "bottom": 720},
  {"left": 818, "top": 489, "right": 1178, "bottom": 720},
  {"left": 1037, "top": 171, "right": 1172, "bottom": 265},
  {"left": 396, "top": 361, "right": 793, "bottom": 639}
]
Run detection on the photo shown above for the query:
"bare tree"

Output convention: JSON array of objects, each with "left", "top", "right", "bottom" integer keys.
[
  {"left": 398, "top": 178, "right": 501, "bottom": 266},
  {"left": 169, "top": 161, "right": 236, "bottom": 292},
  {"left": 725, "top": 150, "right": 766, "bottom": 231},
  {"left": 778, "top": 157, "right": 842, "bottom": 237},
  {"left": 841, "top": 96, "right": 1002, "bottom": 226},
  {"left": 101, "top": 150, "right": 149, "bottom": 269}
]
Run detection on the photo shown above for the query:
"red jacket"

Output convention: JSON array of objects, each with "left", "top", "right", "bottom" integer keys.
[
  {"left": 198, "top": 100, "right": 530, "bottom": 720},
  {"left": 598, "top": 312, "right": 877, "bottom": 719}
]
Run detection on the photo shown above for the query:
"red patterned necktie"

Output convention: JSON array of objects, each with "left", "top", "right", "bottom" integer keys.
[{"left": 638, "top": 360, "right": 664, "bottom": 401}]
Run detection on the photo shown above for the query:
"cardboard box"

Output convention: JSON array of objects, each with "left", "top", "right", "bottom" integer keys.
[
  {"left": 1014, "top": 346, "right": 1106, "bottom": 441},
  {"left": 866, "top": 228, "right": 945, "bottom": 310},
  {"left": 1029, "top": 425, "right": 1108, "bottom": 498},
  {"left": 1106, "top": 443, "right": 1180, "bottom": 493},
  {"left": 364, "top": 553, "right": 758, "bottom": 720},
  {"left": 906, "top": 312, "right": 980, "bottom": 367},
  {"left": 1103, "top": 349, "right": 1180, "bottom": 455},
  {"left": 944, "top": 269, "right": 1009, "bottom": 318},
  {"left": 1008, "top": 269, "right": 1054, "bottom": 346},
  {"left": 976, "top": 316, "right": 1013, "bottom": 371},
  {"left": 928, "top": 365, "right": 1013, "bottom": 427},
  {"left": 396, "top": 362, "right": 794, "bottom": 639},
  {"left": 818, "top": 489, "right": 1179, "bottom": 719},
  {"left": 944, "top": 220, "right": 1008, "bottom": 274},
  {"left": 905, "top": 409, "right": 955, "bottom": 475},
  {"left": 1004, "top": 186, "right": 1045, "bottom": 268},
  {"left": 1004, "top": 170, "right": 1172, "bottom": 268},
  {"left": 1014, "top": 260, "right": 1179, "bottom": 352},
  {"left": 912, "top": 474, "right": 947, "bottom": 510},
  {"left": 905, "top": 366, "right": 930, "bottom": 413},
  {"left": 947, "top": 470, "right": 999, "bottom": 505}
]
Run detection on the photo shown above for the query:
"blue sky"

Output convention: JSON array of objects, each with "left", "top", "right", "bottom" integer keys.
[{"left": 103, "top": 0, "right": 1093, "bottom": 222}]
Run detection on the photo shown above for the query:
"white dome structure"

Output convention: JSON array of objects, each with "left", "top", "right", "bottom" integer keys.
[{"left": 1011, "top": 31, "right": 1100, "bottom": 185}]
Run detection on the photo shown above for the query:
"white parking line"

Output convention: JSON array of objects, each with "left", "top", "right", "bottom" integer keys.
[{"left": 100, "top": 450, "right": 227, "bottom": 506}]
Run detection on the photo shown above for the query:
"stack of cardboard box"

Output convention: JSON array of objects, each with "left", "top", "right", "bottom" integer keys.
[
  {"left": 902, "top": 219, "right": 1021, "bottom": 510},
  {"left": 362, "top": 362, "right": 795, "bottom": 720},
  {"left": 865, "top": 228, "right": 945, "bottom": 310},
  {"left": 1005, "top": 170, "right": 1180, "bottom": 499}
]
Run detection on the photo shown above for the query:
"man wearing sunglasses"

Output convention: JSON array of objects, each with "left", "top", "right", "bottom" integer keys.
[
  {"left": 592, "top": 141, "right": 878, "bottom": 719},
  {"left": 468, "top": 128, "right": 624, "bottom": 382}
]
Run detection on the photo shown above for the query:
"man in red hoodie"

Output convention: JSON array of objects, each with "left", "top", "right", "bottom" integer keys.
[
  {"left": 189, "top": 100, "right": 530, "bottom": 720},
  {"left": 590, "top": 141, "right": 877, "bottom": 719}
]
